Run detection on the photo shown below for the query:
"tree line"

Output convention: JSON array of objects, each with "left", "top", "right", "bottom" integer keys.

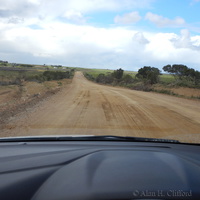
[
  {"left": 85, "top": 68, "right": 135, "bottom": 85},
  {"left": 85, "top": 64, "right": 200, "bottom": 88},
  {"left": 27, "top": 70, "right": 74, "bottom": 82},
  {"left": 137, "top": 64, "right": 200, "bottom": 86},
  {"left": 163, "top": 64, "right": 200, "bottom": 85}
]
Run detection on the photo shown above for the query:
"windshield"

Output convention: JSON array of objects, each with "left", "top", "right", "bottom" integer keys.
[{"left": 0, "top": 0, "right": 200, "bottom": 144}]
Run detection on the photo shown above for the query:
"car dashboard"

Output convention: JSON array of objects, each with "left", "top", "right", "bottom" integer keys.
[{"left": 0, "top": 139, "right": 200, "bottom": 200}]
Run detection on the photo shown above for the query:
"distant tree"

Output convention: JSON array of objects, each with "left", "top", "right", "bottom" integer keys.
[
  {"left": 194, "top": 71, "right": 200, "bottom": 85},
  {"left": 136, "top": 66, "right": 161, "bottom": 84},
  {"left": 123, "top": 74, "right": 134, "bottom": 84},
  {"left": 96, "top": 74, "right": 106, "bottom": 83},
  {"left": 162, "top": 64, "right": 172, "bottom": 73},
  {"left": 185, "top": 68, "right": 200, "bottom": 85},
  {"left": 113, "top": 68, "right": 124, "bottom": 80},
  {"left": 163, "top": 64, "right": 188, "bottom": 80},
  {"left": 163, "top": 64, "right": 200, "bottom": 85},
  {"left": 105, "top": 73, "right": 114, "bottom": 84},
  {"left": 96, "top": 73, "right": 114, "bottom": 84},
  {"left": 43, "top": 71, "right": 70, "bottom": 81}
]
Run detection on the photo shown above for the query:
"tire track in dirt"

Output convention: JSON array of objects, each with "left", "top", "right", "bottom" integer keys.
[
  {"left": 72, "top": 90, "right": 90, "bottom": 128},
  {"left": 100, "top": 91, "right": 117, "bottom": 122},
  {"left": 98, "top": 88, "right": 164, "bottom": 136}
]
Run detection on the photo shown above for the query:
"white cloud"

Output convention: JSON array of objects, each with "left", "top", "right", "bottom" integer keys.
[
  {"left": 0, "top": 0, "right": 38, "bottom": 18},
  {"left": 0, "top": 0, "right": 154, "bottom": 28},
  {"left": 8, "top": 17, "right": 24, "bottom": 24},
  {"left": 192, "top": 35, "right": 200, "bottom": 46},
  {"left": 145, "top": 33, "right": 177, "bottom": 60},
  {"left": 145, "top": 12, "right": 185, "bottom": 27},
  {"left": 28, "top": 0, "right": 40, "bottom": 5},
  {"left": 0, "top": 0, "right": 153, "bottom": 19},
  {"left": 142, "top": 32, "right": 200, "bottom": 69},
  {"left": 50, "top": 0, "right": 154, "bottom": 13},
  {"left": 1, "top": 19, "right": 200, "bottom": 71},
  {"left": 0, "top": 20, "right": 136, "bottom": 66},
  {"left": 63, "top": 10, "right": 86, "bottom": 24},
  {"left": 133, "top": 32, "right": 149, "bottom": 44},
  {"left": 172, "top": 29, "right": 191, "bottom": 48},
  {"left": 114, "top": 11, "right": 141, "bottom": 24},
  {"left": 171, "top": 29, "right": 200, "bottom": 50}
]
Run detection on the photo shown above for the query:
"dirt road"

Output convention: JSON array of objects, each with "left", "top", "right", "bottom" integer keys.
[{"left": 1, "top": 71, "right": 200, "bottom": 142}]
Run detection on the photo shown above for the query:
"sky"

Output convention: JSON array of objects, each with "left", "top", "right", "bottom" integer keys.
[{"left": 0, "top": 0, "right": 200, "bottom": 71}]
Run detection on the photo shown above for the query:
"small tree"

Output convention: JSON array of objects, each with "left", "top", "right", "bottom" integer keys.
[
  {"left": 96, "top": 74, "right": 106, "bottom": 83},
  {"left": 112, "top": 68, "right": 124, "bottom": 80},
  {"left": 105, "top": 73, "right": 114, "bottom": 84},
  {"left": 123, "top": 74, "right": 134, "bottom": 84},
  {"left": 163, "top": 64, "right": 200, "bottom": 85},
  {"left": 136, "top": 66, "right": 161, "bottom": 84},
  {"left": 163, "top": 64, "right": 188, "bottom": 80}
]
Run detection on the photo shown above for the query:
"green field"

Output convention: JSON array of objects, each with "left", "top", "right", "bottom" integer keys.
[{"left": 160, "top": 74, "right": 175, "bottom": 83}]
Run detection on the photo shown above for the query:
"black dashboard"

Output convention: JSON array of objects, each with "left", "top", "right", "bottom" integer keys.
[{"left": 0, "top": 139, "right": 200, "bottom": 200}]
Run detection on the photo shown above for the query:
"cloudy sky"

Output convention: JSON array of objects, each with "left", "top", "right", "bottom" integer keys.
[{"left": 0, "top": 0, "right": 200, "bottom": 71}]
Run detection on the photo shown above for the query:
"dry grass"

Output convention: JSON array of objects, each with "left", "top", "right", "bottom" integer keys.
[
  {"left": 153, "top": 85, "right": 200, "bottom": 99},
  {"left": 0, "top": 79, "right": 72, "bottom": 112}
]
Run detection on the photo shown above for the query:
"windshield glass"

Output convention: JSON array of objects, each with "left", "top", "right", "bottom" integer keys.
[{"left": 0, "top": 0, "right": 200, "bottom": 143}]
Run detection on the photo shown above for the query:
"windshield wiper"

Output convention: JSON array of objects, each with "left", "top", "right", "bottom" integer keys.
[{"left": 0, "top": 135, "right": 180, "bottom": 144}]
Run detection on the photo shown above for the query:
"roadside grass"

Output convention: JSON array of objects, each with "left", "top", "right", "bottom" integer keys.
[
  {"left": 152, "top": 88, "right": 200, "bottom": 100},
  {"left": 0, "top": 66, "right": 75, "bottom": 111},
  {"left": 0, "top": 67, "right": 74, "bottom": 85},
  {"left": 152, "top": 89, "right": 179, "bottom": 96},
  {"left": 191, "top": 95, "right": 200, "bottom": 100},
  {"left": 152, "top": 84, "right": 200, "bottom": 99},
  {"left": 0, "top": 75, "right": 72, "bottom": 116},
  {"left": 0, "top": 70, "right": 43, "bottom": 82},
  {"left": 0, "top": 70, "right": 20, "bottom": 77}
]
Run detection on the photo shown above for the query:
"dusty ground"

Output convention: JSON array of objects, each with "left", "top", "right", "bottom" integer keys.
[
  {"left": 171, "top": 87, "right": 200, "bottom": 98},
  {"left": 1, "top": 71, "right": 200, "bottom": 143},
  {"left": 153, "top": 84, "right": 200, "bottom": 98},
  {"left": 0, "top": 79, "right": 71, "bottom": 124},
  {"left": 0, "top": 79, "right": 71, "bottom": 109}
]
